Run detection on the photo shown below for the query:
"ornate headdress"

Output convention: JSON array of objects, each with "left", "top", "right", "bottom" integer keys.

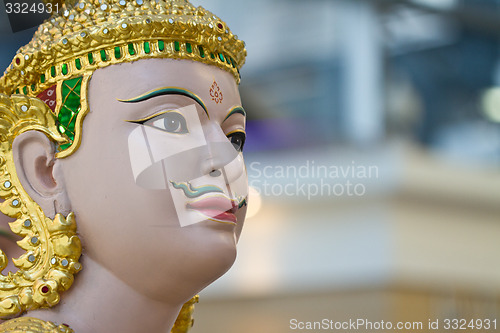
[
  {"left": 0, "top": 0, "right": 245, "bottom": 331},
  {"left": 0, "top": 0, "right": 246, "bottom": 157}
]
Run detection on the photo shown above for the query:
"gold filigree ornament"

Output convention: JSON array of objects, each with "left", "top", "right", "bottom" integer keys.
[
  {"left": 0, "top": 94, "right": 82, "bottom": 318},
  {"left": 0, "top": 317, "right": 73, "bottom": 332}
]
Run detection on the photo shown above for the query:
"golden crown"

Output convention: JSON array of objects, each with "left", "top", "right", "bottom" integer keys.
[{"left": 0, "top": 0, "right": 247, "bottom": 97}]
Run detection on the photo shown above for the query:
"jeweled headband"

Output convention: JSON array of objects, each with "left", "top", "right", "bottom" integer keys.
[{"left": 0, "top": 0, "right": 247, "bottom": 157}]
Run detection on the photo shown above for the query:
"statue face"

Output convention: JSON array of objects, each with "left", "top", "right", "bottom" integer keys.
[{"left": 59, "top": 59, "right": 247, "bottom": 302}]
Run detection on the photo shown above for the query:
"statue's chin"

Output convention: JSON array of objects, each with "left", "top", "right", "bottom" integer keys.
[
  {"left": 178, "top": 224, "right": 239, "bottom": 292},
  {"left": 97, "top": 225, "right": 238, "bottom": 304}
]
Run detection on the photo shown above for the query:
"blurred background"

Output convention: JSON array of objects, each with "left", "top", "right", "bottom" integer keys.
[{"left": 1, "top": 0, "right": 500, "bottom": 332}]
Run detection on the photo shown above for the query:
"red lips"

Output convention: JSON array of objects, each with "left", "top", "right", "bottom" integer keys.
[{"left": 186, "top": 196, "right": 237, "bottom": 224}]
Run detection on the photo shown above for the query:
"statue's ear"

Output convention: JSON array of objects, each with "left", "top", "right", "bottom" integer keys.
[{"left": 12, "top": 131, "right": 71, "bottom": 219}]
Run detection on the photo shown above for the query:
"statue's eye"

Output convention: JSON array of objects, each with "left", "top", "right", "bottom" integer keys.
[
  {"left": 142, "top": 111, "right": 188, "bottom": 134},
  {"left": 227, "top": 132, "right": 246, "bottom": 152}
]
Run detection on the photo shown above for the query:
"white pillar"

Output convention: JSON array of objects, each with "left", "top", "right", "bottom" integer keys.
[{"left": 340, "top": 0, "right": 385, "bottom": 145}]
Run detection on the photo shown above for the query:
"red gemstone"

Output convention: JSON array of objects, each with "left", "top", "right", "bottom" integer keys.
[
  {"left": 15, "top": 58, "right": 20, "bottom": 65},
  {"left": 41, "top": 286, "right": 50, "bottom": 294},
  {"left": 217, "top": 23, "right": 223, "bottom": 29}
]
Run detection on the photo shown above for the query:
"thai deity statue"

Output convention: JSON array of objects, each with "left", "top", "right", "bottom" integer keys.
[{"left": 0, "top": 0, "right": 248, "bottom": 332}]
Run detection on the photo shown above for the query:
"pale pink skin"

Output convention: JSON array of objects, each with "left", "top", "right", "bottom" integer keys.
[{"left": 11, "top": 58, "right": 247, "bottom": 333}]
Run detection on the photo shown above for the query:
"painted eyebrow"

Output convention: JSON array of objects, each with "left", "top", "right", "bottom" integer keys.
[
  {"left": 222, "top": 106, "right": 246, "bottom": 123},
  {"left": 117, "top": 87, "right": 208, "bottom": 118}
]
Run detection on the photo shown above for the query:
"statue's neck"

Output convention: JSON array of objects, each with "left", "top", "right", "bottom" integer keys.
[{"left": 23, "top": 256, "right": 183, "bottom": 333}]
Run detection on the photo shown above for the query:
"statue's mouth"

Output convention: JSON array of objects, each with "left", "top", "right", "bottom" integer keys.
[{"left": 186, "top": 195, "right": 238, "bottom": 224}]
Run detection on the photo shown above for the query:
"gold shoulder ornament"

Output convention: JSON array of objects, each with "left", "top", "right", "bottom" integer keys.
[
  {"left": 0, "top": 317, "right": 73, "bottom": 332},
  {"left": 0, "top": 296, "right": 197, "bottom": 332}
]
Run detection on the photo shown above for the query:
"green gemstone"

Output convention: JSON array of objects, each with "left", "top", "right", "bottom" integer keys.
[
  {"left": 115, "top": 47, "right": 122, "bottom": 59},
  {"left": 51, "top": 66, "right": 56, "bottom": 77},
  {"left": 198, "top": 46, "right": 205, "bottom": 58},
  {"left": 58, "top": 76, "right": 83, "bottom": 144},
  {"left": 16, "top": 89, "right": 20, "bottom": 94},
  {"left": 174, "top": 41, "right": 180, "bottom": 52},
  {"left": 22, "top": 86, "right": 28, "bottom": 95},
  {"left": 67, "top": 121, "right": 76, "bottom": 133},
  {"left": 40, "top": 74, "right": 45, "bottom": 83},
  {"left": 210, "top": 53, "right": 215, "bottom": 59},
  {"left": 58, "top": 111, "right": 70, "bottom": 123},
  {"left": 218, "top": 53, "right": 225, "bottom": 62},
  {"left": 186, "top": 43, "right": 192, "bottom": 53},
  {"left": 62, "top": 63, "right": 68, "bottom": 75},
  {"left": 75, "top": 58, "right": 82, "bottom": 70},
  {"left": 100, "top": 50, "right": 107, "bottom": 61},
  {"left": 144, "top": 42, "right": 151, "bottom": 54},
  {"left": 226, "top": 56, "right": 231, "bottom": 65},
  {"left": 31, "top": 84, "right": 36, "bottom": 92},
  {"left": 158, "top": 40, "right": 165, "bottom": 51},
  {"left": 128, "top": 43, "right": 135, "bottom": 55},
  {"left": 88, "top": 53, "right": 94, "bottom": 64}
]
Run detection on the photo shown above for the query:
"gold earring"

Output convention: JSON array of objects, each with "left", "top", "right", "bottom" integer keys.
[{"left": 0, "top": 94, "right": 82, "bottom": 318}]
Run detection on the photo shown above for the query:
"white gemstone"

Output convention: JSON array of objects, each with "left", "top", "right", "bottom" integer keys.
[
  {"left": 21, "top": 105, "right": 28, "bottom": 112},
  {"left": 168, "top": 18, "right": 174, "bottom": 24},
  {"left": 208, "top": 23, "right": 213, "bottom": 28},
  {"left": 12, "top": 199, "right": 19, "bottom": 206},
  {"left": 103, "top": 28, "right": 109, "bottom": 34},
  {"left": 24, "top": 219, "right": 31, "bottom": 227},
  {"left": 3, "top": 181, "right": 11, "bottom": 188},
  {"left": 85, "top": 8, "right": 90, "bottom": 14},
  {"left": 24, "top": 55, "right": 29, "bottom": 60},
  {"left": 69, "top": 14, "right": 74, "bottom": 20},
  {"left": 119, "top": 0, "right": 126, "bottom": 5},
  {"left": 74, "top": 263, "right": 81, "bottom": 270},
  {"left": 62, "top": 38, "right": 68, "bottom": 44},
  {"left": 122, "top": 23, "right": 127, "bottom": 28},
  {"left": 136, "top": 0, "right": 143, "bottom": 5},
  {"left": 28, "top": 255, "right": 36, "bottom": 262},
  {"left": 63, "top": 10, "right": 69, "bottom": 16},
  {"left": 79, "top": 2, "right": 84, "bottom": 9},
  {"left": 61, "top": 259, "right": 69, "bottom": 267},
  {"left": 51, "top": 258, "right": 57, "bottom": 264},
  {"left": 81, "top": 32, "right": 86, "bottom": 37},
  {"left": 218, "top": 36, "right": 222, "bottom": 41},
  {"left": 31, "top": 236, "right": 38, "bottom": 244},
  {"left": 100, "top": 4, "right": 107, "bottom": 10},
  {"left": 20, "top": 71, "right": 25, "bottom": 75}
]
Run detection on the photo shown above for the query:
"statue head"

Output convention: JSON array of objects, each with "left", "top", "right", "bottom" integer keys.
[{"left": 0, "top": 0, "right": 247, "bottom": 327}]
